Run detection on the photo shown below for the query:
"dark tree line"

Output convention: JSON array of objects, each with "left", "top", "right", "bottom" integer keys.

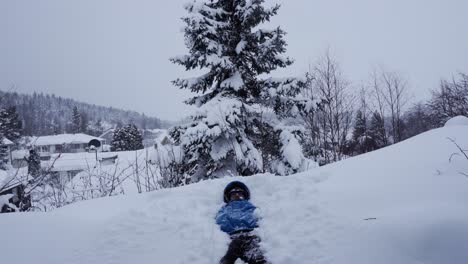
[
  {"left": 0, "top": 106, "right": 23, "bottom": 169},
  {"left": 427, "top": 73, "right": 468, "bottom": 126},
  {"left": 300, "top": 52, "right": 467, "bottom": 163},
  {"left": 349, "top": 72, "right": 468, "bottom": 157},
  {"left": 0, "top": 90, "right": 167, "bottom": 136}
]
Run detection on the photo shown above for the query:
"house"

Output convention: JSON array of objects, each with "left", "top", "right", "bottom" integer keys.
[
  {"left": 29, "top": 133, "right": 106, "bottom": 160},
  {"left": 11, "top": 149, "right": 29, "bottom": 168},
  {"left": 99, "top": 129, "right": 115, "bottom": 145},
  {"left": 0, "top": 170, "right": 31, "bottom": 213},
  {"left": 100, "top": 128, "right": 169, "bottom": 148},
  {"left": 99, "top": 129, "right": 115, "bottom": 152},
  {"left": 2, "top": 137, "right": 14, "bottom": 149},
  {"left": 43, "top": 152, "right": 119, "bottom": 184},
  {"left": 152, "top": 129, "right": 173, "bottom": 149}
]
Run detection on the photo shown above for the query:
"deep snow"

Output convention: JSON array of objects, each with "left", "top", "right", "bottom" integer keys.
[{"left": 1, "top": 125, "right": 468, "bottom": 264}]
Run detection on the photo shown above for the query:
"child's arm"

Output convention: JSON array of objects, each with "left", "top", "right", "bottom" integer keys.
[{"left": 215, "top": 206, "right": 227, "bottom": 225}]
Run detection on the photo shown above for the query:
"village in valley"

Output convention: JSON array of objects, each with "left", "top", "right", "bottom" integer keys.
[{"left": 0, "top": 121, "right": 175, "bottom": 212}]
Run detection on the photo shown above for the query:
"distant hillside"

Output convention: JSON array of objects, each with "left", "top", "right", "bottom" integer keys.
[{"left": 0, "top": 90, "right": 169, "bottom": 136}]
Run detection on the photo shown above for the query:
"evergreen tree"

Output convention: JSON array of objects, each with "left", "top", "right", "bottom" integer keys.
[
  {"left": 71, "top": 106, "right": 82, "bottom": 133},
  {"left": 0, "top": 106, "right": 23, "bottom": 142},
  {"left": 402, "top": 103, "right": 433, "bottom": 139},
  {"left": 352, "top": 111, "right": 366, "bottom": 142},
  {"left": 88, "top": 119, "right": 104, "bottom": 137},
  {"left": 111, "top": 124, "right": 144, "bottom": 151},
  {"left": 352, "top": 110, "right": 366, "bottom": 154},
  {"left": 27, "top": 149, "right": 41, "bottom": 178},
  {"left": 0, "top": 105, "right": 23, "bottom": 169},
  {"left": 80, "top": 111, "right": 89, "bottom": 134},
  {"left": 170, "top": 0, "right": 314, "bottom": 181},
  {"left": 0, "top": 133, "right": 9, "bottom": 170},
  {"left": 352, "top": 110, "right": 375, "bottom": 154},
  {"left": 368, "top": 111, "right": 387, "bottom": 149}
]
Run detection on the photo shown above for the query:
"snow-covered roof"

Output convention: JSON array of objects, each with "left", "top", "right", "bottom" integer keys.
[
  {"left": 11, "top": 149, "right": 29, "bottom": 160},
  {"left": 0, "top": 170, "right": 28, "bottom": 191},
  {"left": 31, "top": 133, "right": 104, "bottom": 146},
  {"left": 154, "top": 129, "right": 171, "bottom": 143},
  {"left": 43, "top": 152, "right": 119, "bottom": 172},
  {"left": 2, "top": 138, "right": 14, "bottom": 146},
  {"left": 99, "top": 129, "right": 115, "bottom": 138}
]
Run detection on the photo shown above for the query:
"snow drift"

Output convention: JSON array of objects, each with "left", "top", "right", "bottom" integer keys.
[{"left": 1, "top": 125, "right": 468, "bottom": 264}]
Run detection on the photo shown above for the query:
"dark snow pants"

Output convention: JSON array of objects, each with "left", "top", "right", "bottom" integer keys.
[{"left": 220, "top": 231, "right": 269, "bottom": 264}]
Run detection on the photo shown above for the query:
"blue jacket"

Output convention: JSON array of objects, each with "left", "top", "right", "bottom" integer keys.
[{"left": 215, "top": 200, "right": 259, "bottom": 235}]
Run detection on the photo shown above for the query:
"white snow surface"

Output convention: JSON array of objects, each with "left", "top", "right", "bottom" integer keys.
[
  {"left": 44, "top": 152, "right": 119, "bottom": 172},
  {"left": 1, "top": 126, "right": 468, "bottom": 264},
  {"left": 444, "top": 115, "right": 468, "bottom": 127}
]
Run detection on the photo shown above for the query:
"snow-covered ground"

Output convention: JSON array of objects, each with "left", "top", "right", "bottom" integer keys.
[{"left": 1, "top": 124, "right": 468, "bottom": 264}]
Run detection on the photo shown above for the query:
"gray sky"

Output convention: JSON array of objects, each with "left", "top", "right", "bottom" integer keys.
[{"left": 1, "top": 0, "right": 467, "bottom": 121}]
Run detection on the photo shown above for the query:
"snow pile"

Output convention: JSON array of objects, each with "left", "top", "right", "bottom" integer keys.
[
  {"left": 444, "top": 115, "right": 468, "bottom": 127},
  {"left": 1, "top": 126, "right": 468, "bottom": 264},
  {"left": 0, "top": 194, "right": 13, "bottom": 211}
]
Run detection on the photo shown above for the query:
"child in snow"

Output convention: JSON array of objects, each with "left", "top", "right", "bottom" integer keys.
[{"left": 215, "top": 181, "right": 269, "bottom": 264}]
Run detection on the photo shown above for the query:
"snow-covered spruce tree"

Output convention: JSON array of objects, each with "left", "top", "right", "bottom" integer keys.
[
  {"left": 71, "top": 106, "right": 82, "bottom": 134},
  {"left": 170, "top": 0, "right": 315, "bottom": 181},
  {"left": 27, "top": 149, "right": 41, "bottom": 178},
  {"left": 0, "top": 133, "right": 8, "bottom": 170},
  {"left": 352, "top": 110, "right": 376, "bottom": 154},
  {"left": 111, "top": 124, "right": 144, "bottom": 151},
  {"left": 368, "top": 111, "right": 387, "bottom": 149},
  {"left": 0, "top": 106, "right": 23, "bottom": 142}
]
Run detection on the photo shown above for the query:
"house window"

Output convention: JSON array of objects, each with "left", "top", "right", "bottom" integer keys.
[
  {"left": 55, "top": 144, "right": 63, "bottom": 152},
  {"left": 40, "top": 156, "right": 51, "bottom": 161},
  {"left": 73, "top": 144, "right": 82, "bottom": 150},
  {"left": 40, "top": 146, "right": 50, "bottom": 152}
]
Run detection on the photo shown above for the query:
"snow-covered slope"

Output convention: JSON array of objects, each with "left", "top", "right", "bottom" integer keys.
[{"left": 1, "top": 126, "right": 468, "bottom": 264}]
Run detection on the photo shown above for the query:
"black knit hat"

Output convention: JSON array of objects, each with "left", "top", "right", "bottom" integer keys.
[{"left": 223, "top": 181, "right": 250, "bottom": 203}]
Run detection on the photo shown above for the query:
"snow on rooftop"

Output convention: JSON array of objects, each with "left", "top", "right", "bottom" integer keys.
[
  {"left": 31, "top": 133, "right": 104, "bottom": 146},
  {"left": 0, "top": 170, "right": 10, "bottom": 189},
  {"left": 99, "top": 129, "right": 115, "bottom": 138},
  {"left": 11, "top": 149, "right": 29, "bottom": 160},
  {"left": 444, "top": 115, "right": 468, "bottom": 127},
  {"left": 0, "top": 169, "right": 28, "bottom": 191},
  {"left": 2, "top": 137, "right": 14, "bottom": 146}
]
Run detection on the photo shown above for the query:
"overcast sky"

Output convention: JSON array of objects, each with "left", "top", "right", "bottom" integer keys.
[{"left": 1, "top": 0, "right": 467, "bottom": 121}]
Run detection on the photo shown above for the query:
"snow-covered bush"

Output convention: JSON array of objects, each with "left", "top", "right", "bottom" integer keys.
[{"left": 111, "top": 124, "right": 144, "bottom": 151}]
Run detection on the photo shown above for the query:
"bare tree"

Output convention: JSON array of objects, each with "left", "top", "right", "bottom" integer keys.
[
  {"left": 371, "top": 67, "right": 410, "bottom": 143},
  {"left": 302, "top": 51, "right": 355, "bottom": 164},
  {"left": 428, "top": 73, "right": 468, "bottom": 126},
  {"left": 154, "top": 144, "right": 186, "bottom": 188}
]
